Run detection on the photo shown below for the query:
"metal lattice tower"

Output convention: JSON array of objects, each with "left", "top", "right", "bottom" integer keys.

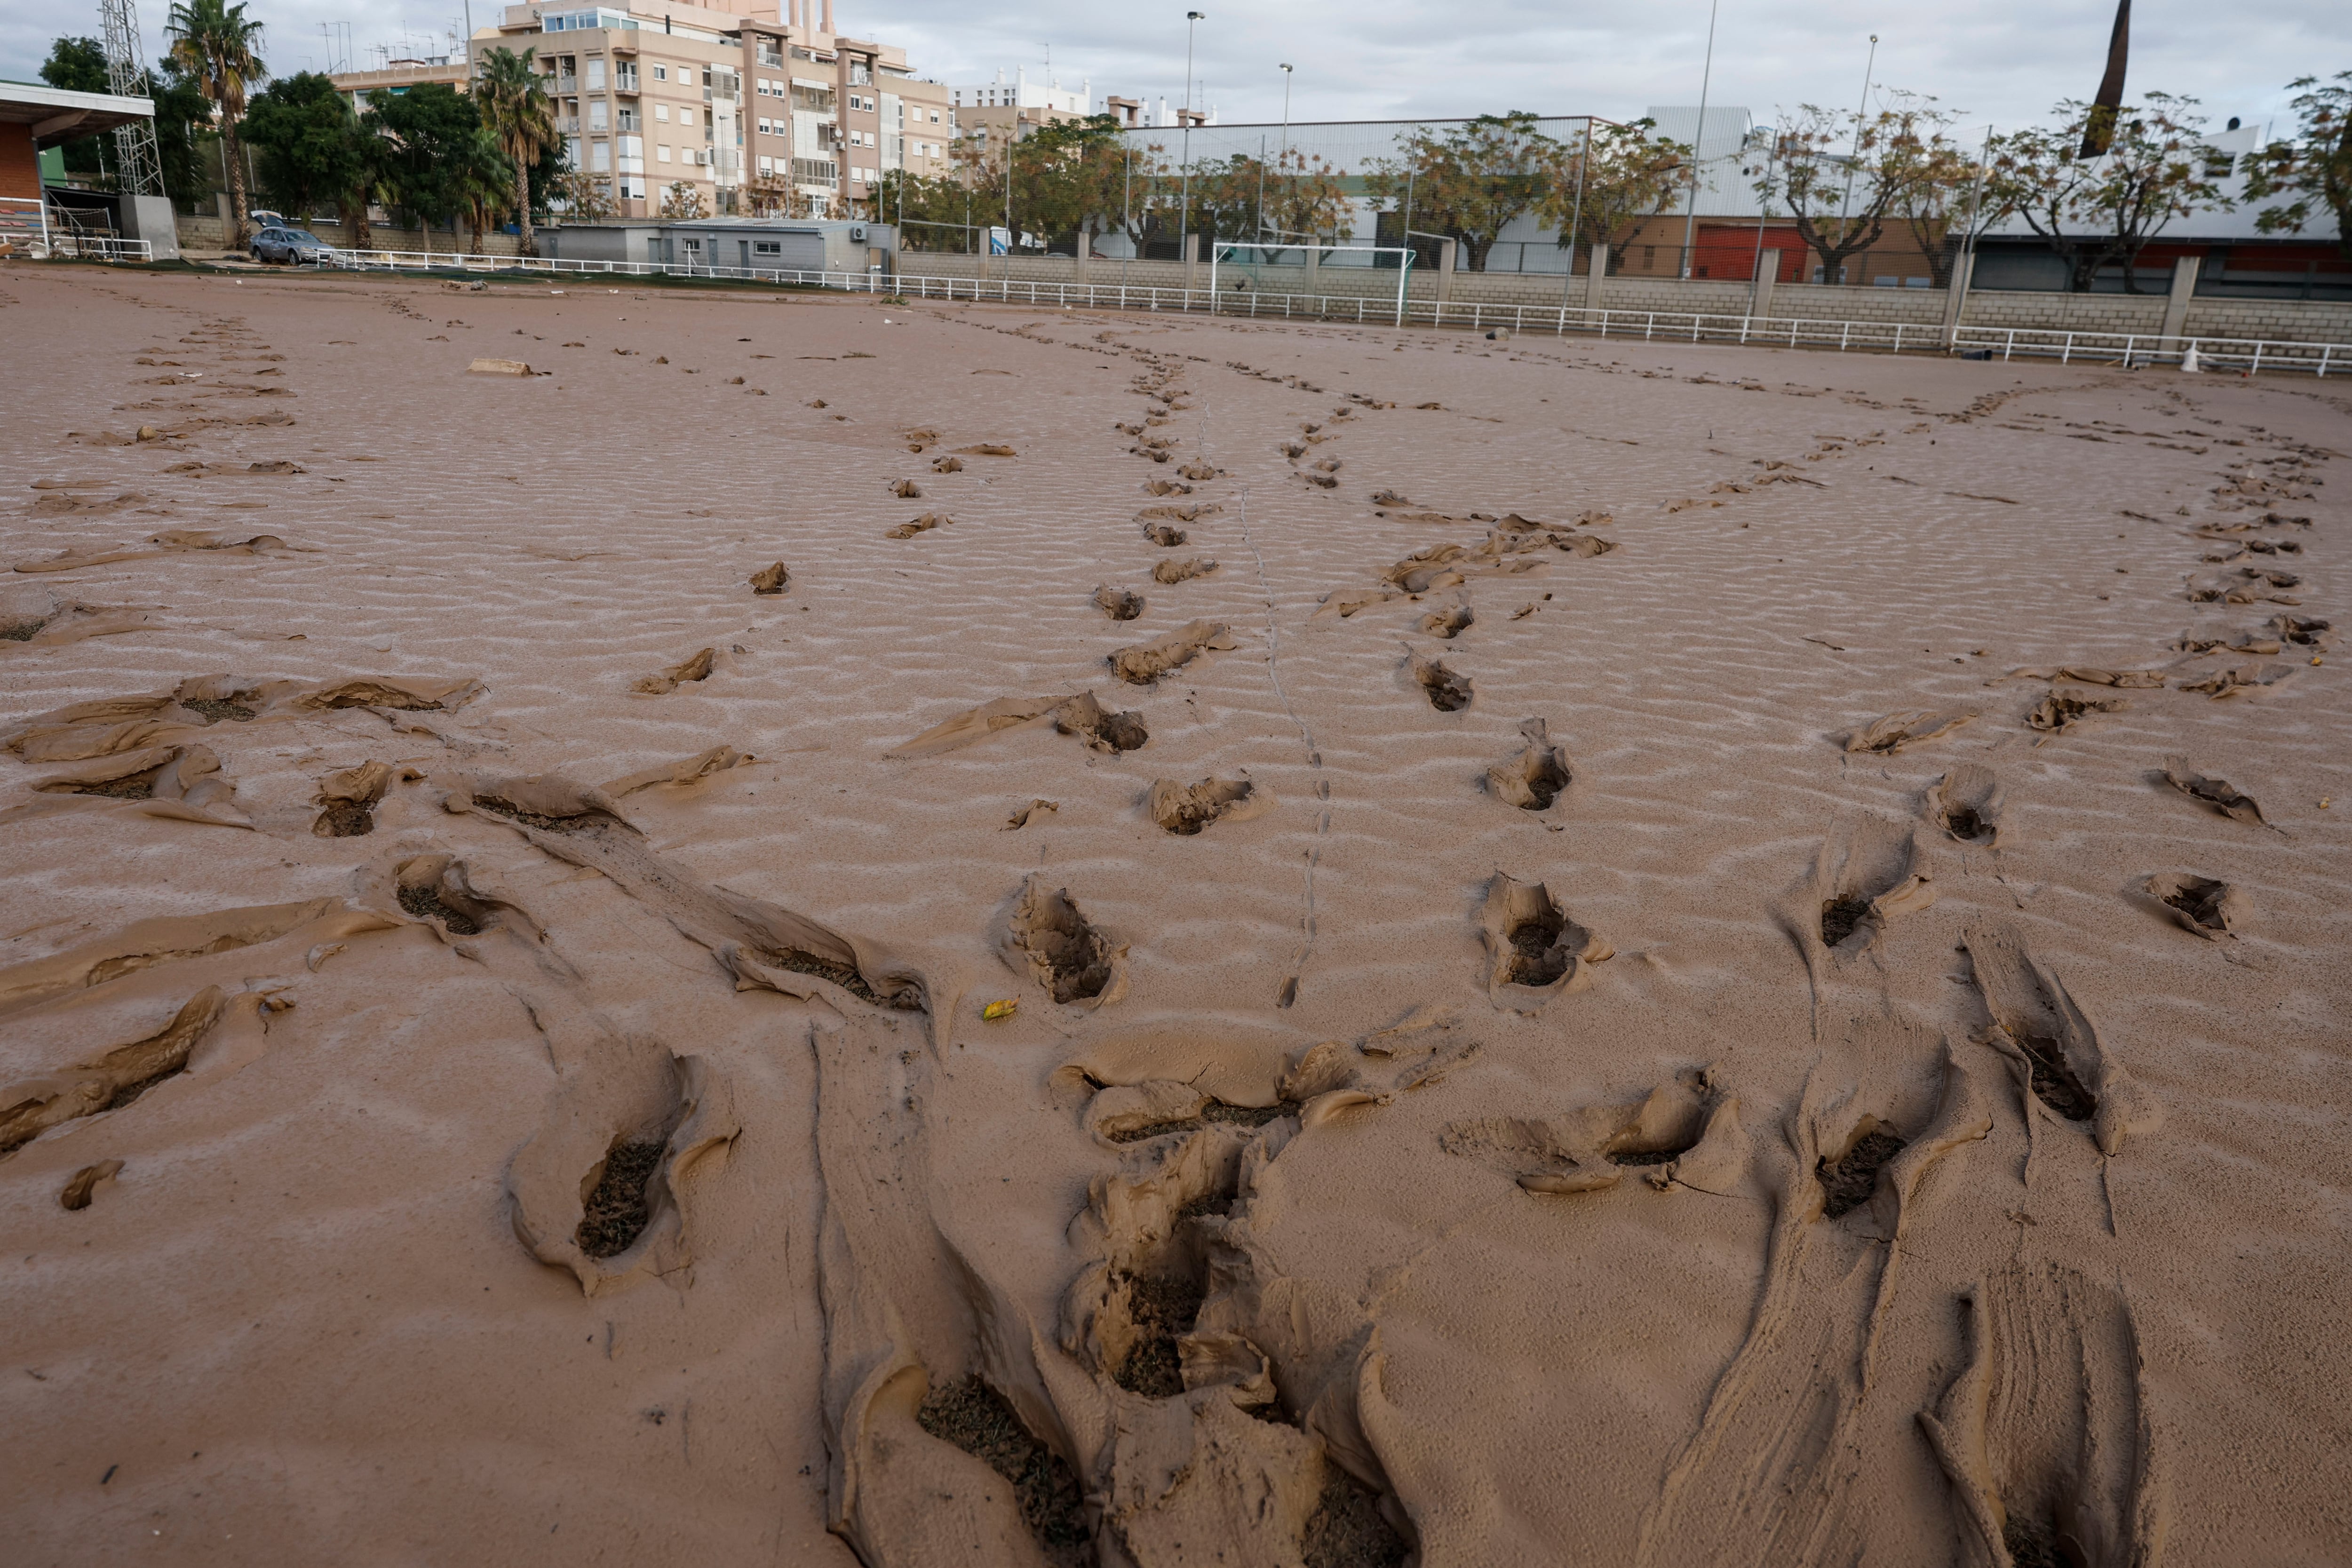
[{"left": 100, "top": 0, "right": 165, "bottom": 196}]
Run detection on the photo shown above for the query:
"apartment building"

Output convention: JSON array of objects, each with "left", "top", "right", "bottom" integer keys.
[
  {"left": 949, "top": 67, "right": 1099, "bottom": 155},
  {"left": 496, "top": 0, "right": 951, "bottom": 221}
]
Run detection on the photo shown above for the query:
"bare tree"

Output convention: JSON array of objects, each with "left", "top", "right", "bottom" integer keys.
[
  {"left": 1757, "top": 93, "right": 1959, "bottom": 285},
  {"left": 1991, "top": 94, "right": 2230, "bottom": 292},
  {"left": 2242, "top": 72, "right": 2352, "bottom": 257}
]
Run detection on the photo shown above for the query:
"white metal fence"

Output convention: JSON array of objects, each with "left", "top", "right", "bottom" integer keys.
[
  {"left": 301, "top": 246, "right": 2349, "bottom": 376},
  {"left": 43, "top": 234, "right": 153, "bottom": 262}
]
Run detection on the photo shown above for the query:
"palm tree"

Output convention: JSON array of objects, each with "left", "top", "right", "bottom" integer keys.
[
  {"left": 474, "top": 46, "right": 556, "bottom": 255},
  {"left": 167, "top": 0, "right": 266, "bottom": 246},
  {"left": 454, "top": 131, "right": 513, "bottom": 255}
]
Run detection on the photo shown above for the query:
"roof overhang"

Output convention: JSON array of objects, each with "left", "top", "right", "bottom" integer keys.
[{"left": 0, "top": 82, "right": 156, "bottom": 146}]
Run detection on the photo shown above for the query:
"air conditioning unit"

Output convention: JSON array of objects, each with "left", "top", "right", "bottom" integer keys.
[{"left": 849, "top": 223, "right": 866, "bottom": 242}]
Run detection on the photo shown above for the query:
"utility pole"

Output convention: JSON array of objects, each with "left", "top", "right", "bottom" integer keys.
[
  {"left": 1678, "top": 0, "right": 1720, "bottom": 277},
  {"left": 1177, "top": 11, "right": 1202, "bottom": 254}
]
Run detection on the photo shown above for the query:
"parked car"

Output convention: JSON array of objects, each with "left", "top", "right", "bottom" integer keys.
[{"left": 251, "top": 226, "right": 334, "bottom": 266}]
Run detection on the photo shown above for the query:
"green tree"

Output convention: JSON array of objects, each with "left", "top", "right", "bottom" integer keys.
[
  {"left": 1757, "top": 93, "right": 1961, "bottom": 285},
  {"left": 39, "top": 37, "right": 115, "bottom": 185},
  {"left": 1877, "top": 95, "right": 1981, "bottom": 287},
  {"left": 1989, "top": 95, "right": 2231, "bottom": 292},
  {"left": 240, "top": 71, "right": 362, "bottom": 221},
  {"left": 474, "top": 46, "right": 556, "bottom": 255},
  {"left": 148, "top": 59, "right": 215, "bottom": 207},
  {"left": 1366, "top": 111, "right": 1566, "bottom": 271},
  {"left": 1538, "top": 118, "right": 1689, "bottom": 260},
  {"left": 453, "top": 130, "right": 513, "bottom": 252},
  {"left": 2242, "top": 72, "right": 2352, "bottom": 256},
  {"left": 166, "top": 0, "right": 267, "bottom": 242},
  {"left": 1176, "top": 146, "right": 1352, "bottom": 252},
  {"left": 660, "top": 179, "right": 707, "bottom": 220},
  {"left": 365, "top": 82, "right": 484, "bottom": 241},
  {"left": 1261, "top": 147, "right": 1354, "bottom": 242}
]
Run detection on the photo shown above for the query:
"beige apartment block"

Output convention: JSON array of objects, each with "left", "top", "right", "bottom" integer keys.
[{"left": 497, "top": 0, "right": 950, "bottom": 221}]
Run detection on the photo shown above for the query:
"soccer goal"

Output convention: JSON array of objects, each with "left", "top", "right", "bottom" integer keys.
[{"left": 1209, "top": 237, "right": 1417, "bottom": 326}]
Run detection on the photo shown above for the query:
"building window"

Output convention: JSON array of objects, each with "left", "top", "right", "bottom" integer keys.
[
  {"left": 660, "top": 144, "right": 673, "bottom": 162},
  {"left": 654, "top": 64, "right": 668, "bottom": 81},
  {"left": 589, "top": 99, "right": 609, "bottom": 130},
  {"left": 586, "top": 58, "right": 606, "bottom": 90},
  {"left": 656, "top": 103, "right": 670, "bottom": 121},
  {"left": 591, "top": 140, "right": 611, "bottom": 171},
  {"left": 680, "top": 106, "right": 695, "bottom": 126},
  {"left": 754, "top": 239, "right": 781, "bottom": 256}
]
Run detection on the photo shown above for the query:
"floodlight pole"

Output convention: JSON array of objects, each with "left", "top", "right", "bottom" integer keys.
[
  {"left": 1178, "top": 12, "right": 1202, "bottom": 254},
  {"left": 1679, "top": 0, "right": 1720, "bottom": 276},
  {"left": 1749, "top": 129, "right": 1777, "bottom": 285},
  {"left": 1277, "top": 63, "right": 1292, "bottom": 241},
  {"left": 1564, "top": 115, "right": 1591, "bottom": 302},
  {"left": 1839, "top": 33, "right": 1879, "bottom": 233}
]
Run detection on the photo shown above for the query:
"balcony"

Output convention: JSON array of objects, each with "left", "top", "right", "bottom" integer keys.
[{"left": 556, "top": 74, "right": 578, "bottom": 93}]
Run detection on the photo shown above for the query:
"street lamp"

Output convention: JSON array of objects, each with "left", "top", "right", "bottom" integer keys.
[
  {"left": 1257, "top": 63, "right": 1291, "bottom": 239},
  {"left": 1278, "top": 63, "right": 1293, "bottom": 240},
  {"left": 1178, "top": 11, "right": 1203, "bottom": 256}
]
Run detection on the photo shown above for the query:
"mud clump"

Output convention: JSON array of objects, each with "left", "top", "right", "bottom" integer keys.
[
  {"left": 1020, "top": 886, "right": 1117, "bottom": 1003},
  {"left": 1303, "top": 1469, "right": 1413, "bottom": 1568},
  {"left": 1820, "top": 896, "right": 1871, "bottom": 947},
  {"left": 64, "top": 765, "right": 164, "bottom": 799},
  {"left": 916, "top": 1377, "right": 1091, "bottom": 1567},
  {"left": 398, "top": 883, "right": 483, "bottom": 935},
  {"left": 2017, "top": 1035, "right": 2097, "bottom": 1121},
  {"left": 181, "top": 697, "right": 257, "bottom": 724},
  {"left": 313, "top": 798, "right": 375, "bottom": 836},
  {"left": 1817, "top": 1127, "right": 1907, "bottom": 1218},
  {"left": 1117, "top": 1271, "right": 1206, "bottom": 1397},
  {"left": 1506, "top": 903, "right": 1568, "bottom": 987},
  {"left": 1412, "top": 654, "right": 1472, "bottom": 712},
  {"left": 574, "top": 1138, "right": 665, "bottom": 1257}
]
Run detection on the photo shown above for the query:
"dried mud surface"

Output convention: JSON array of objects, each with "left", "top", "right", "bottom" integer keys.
[{"left": 1, "top": 267, "right": 2348, "bottom": 1567}]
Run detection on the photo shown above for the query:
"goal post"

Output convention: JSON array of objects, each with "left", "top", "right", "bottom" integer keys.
[{"left": 1208, "top": 238, "right": 1416, "bottom": 326}]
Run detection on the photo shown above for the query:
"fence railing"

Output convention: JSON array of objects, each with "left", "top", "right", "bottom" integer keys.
[
  {"left": 304, "top": 247, "right": 2346, "bottom": 376},
  {"left": 43, "top": 234, "right": 153, "bottom": 263}
]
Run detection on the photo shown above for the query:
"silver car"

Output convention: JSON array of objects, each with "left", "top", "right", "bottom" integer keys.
[{"left": 251, "top": 226, "right": 334, "bottom": 265}]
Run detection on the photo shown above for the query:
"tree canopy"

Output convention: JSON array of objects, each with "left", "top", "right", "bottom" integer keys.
[
  {"left": 242, "top": 72, "right": 365, "bottom": 220},
  {"left": 1366, "top": 112, "right": 1566, "bottom": 271},
  {"left": 1988, "top": 94, "right": 2230, "bottom": 291},
  {"left": 2243, "top": 72, "right": 2352, "bottom": 257}
]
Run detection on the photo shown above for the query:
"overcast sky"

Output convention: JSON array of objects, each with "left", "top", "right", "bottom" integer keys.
[{"left": 5, "top": 0, "right": 2339, "bottom": 143}]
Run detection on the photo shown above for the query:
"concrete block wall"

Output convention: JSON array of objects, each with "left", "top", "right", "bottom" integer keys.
[
  {"left": 1959, "top": 291, "right": 2168, "bottom": 336},
  {"left": 177, "top": 212, "right": 523, "bottom": 258},
  {"left": 2179, "top": 298, "right": 2352, "bottom": 346}
]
